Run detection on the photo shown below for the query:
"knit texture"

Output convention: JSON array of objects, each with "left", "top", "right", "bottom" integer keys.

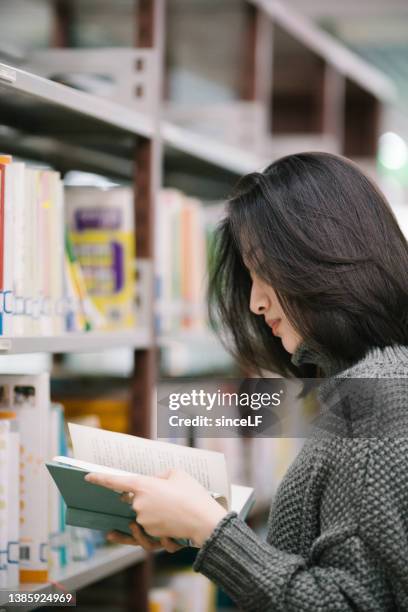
[{"left": 193, "top": 343, "right": 408, "bottom": 611}]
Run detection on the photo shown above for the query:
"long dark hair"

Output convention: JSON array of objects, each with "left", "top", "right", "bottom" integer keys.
[{"left": 208, "top": 151, "right": 408, "bottom": 377}]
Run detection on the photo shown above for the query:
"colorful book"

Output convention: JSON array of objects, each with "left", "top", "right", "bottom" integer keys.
[
  {"left": 65, "top": 187, "right": 136, "bottom": 330},
  {"left": 64, "top": 229, "right": 105, "bottom": 332}
]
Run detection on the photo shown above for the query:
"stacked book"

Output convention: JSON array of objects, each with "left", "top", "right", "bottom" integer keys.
[
  {"left": 0, "top": 373, "right": 106, "bottom": 587},
  {"left": 0, "top": 156, "right": 136, "bottom": 337}
]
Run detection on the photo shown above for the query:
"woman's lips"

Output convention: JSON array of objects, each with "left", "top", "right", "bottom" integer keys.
[{"left": 267, "top": 318, "right": 281, "bottom": 335}]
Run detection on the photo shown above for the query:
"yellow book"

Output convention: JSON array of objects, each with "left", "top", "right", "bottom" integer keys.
[{"left": 65, "top": 187, "right": 136, "bottom": 330}]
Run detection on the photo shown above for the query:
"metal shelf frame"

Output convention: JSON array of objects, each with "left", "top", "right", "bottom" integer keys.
[
  {"left": 0, "top": 62, "right": 154, "bottom": 139},
  {"left": 0, "top": 329, "right": 152, "bottom": 355}
]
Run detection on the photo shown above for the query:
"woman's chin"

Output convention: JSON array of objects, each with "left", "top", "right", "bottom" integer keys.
[{"left": 281, "top": 334, "right": 302, "bottom": 355}]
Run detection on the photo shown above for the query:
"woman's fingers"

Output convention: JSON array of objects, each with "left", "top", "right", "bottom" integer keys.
[
  {"left": 85, "top": 472, "right": 139, "bottom": 492},
  {"left": 156, "top": 469, "right": 172, "bottom": 479},
  {"left": 106, "top": 530, "right": 139, "bottom": 546},
  {"left": 129, "top": 522, "right": 162, "bottom": 551},
  {"left": 160, "top": 537, "right": 184, "bottom": 553},
  {"left": 120, "top": 492, "right": 135, "bottom": 504}
]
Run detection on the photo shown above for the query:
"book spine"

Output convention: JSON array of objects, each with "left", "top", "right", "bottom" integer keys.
[
  {"left": 3, "top": 163, "right": 15, "bottom": 336},
  {"left": 7, "top": 420, "right": 19, "bottom": 587},
  {"left": 11, "top": 163, "right": 26, "bottom": 337},
  {"left": 0, "top": 163, "right": 6, "bottom": 335},
  {"left": 0, "top": 420, "right": 10, "bottom": 588}
]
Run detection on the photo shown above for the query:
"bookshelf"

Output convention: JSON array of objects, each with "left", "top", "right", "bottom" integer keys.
[
  {"left": 0, "top": 546, "right": 146, "bottom": 611},
  {"left": 0, "top": 61, "right": 268, "bottom": 177},
  {"left": 162, "top": 0, "right": 395, "bottom": 171},
  {"left": 0, "top": 2, "right": 160, "bottom": 610},
  {"left": 0, "top": 1, "right": 397, "bottom": 611}
]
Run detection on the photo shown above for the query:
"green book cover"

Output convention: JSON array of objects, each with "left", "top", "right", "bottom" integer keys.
[{"left": 46, "top": 461, "right": 190, "bottom": 546}]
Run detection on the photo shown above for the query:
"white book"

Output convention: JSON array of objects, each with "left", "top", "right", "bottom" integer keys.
[
  {"left": 52, "top": 423, "right": 255, "bottom": 522},
  {"left": 31, "top": 170, "right": 41, "bottom": 337},
  {"left": 48, "top": 403, "right": 66, "bottom": 574},
  {"left": 6, "top": 419, "right": 19, "bottom": 587},
  {"left": 0, "top": 420, "right": 9, "bottom": 588},
  {"left": 37, "top": 170, "right": 51, "bottom": 336},
  {"left": 9, "top": 162, "right": 26, "bottom": 337},
  {"left": 0, "top": 373, "right": 50, "bottom": 583},
  {"left": 158, "top": 189, "right": 183, "bottom": 333},
  {"left": 35, "top": 169, "right": 65, "bottom": 336},
  {"left": 3, "top": 164, "right": 15, "bottom": 336},
  {"left": 23, "top": 170, "right": 36, "bottom": 336},
  {"left": 69, "top": 422, "right": 231, "bottom": 507},
  {"left": 51, "top": 177, "right": 65, "bottom": 335}
]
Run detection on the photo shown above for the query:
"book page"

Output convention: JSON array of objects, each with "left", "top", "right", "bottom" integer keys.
[
  {"left": 230, "top": 484, "right": 255, "bottom": 518},
  {"left": 68, "top": 423, "right": 230, "bottom": 506},
  {"left": 53, "top": 456, "right": 141, "bottom": 478}
]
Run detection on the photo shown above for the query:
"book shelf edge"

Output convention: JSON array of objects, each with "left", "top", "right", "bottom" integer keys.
[
  {"left": 0, "top": 545, "right": 147, "bottom": 610},
  {"left": 0, "top": 329, "right": 152, "bottom": 354}
]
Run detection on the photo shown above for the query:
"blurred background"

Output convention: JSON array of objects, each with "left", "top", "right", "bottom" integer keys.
[{"left": 0, "top": 1, "right": 407, "bottom": 611}]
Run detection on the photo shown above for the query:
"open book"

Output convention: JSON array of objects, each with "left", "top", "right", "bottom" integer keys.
[{"left": 46, "top": 423, "right": 255, "bottom": 548}]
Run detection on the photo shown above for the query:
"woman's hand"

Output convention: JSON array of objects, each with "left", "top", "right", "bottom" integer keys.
[
  {"left": 104, "top": 522, "right": 184, "bottom": 554},
  {"left": 84, "top": 468, "right": 228, "bottom": 549}
]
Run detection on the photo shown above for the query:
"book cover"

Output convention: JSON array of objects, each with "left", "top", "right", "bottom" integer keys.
[
  {"left": 46, "top": 461, "right": 140, "bottom": 538},
  {"left": 46, "top": 424, "right": 255, "bottom": 548},
  {"left": 65, "top": 187, "right": 136, "bottom": 330}
]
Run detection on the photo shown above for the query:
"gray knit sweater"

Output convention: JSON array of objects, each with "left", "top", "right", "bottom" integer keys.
[{"left": 193, "top": 343, "right": 408, "bottom": 611}]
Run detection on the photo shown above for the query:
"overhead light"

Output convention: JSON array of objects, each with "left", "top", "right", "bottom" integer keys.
[{"left": 378, "top": 132, "right": 408, "bottom": 170}]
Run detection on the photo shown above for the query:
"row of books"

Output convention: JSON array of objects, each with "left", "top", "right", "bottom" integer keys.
[
  {"left": 0, "top": 373, "right": 50, "bottom": 585},
  {"left": 0, "top": 372, "right": 109, "bottom": 587},
  {"left": 1, "top": 157, "right": 228, "bottom": 342},
  {"left": 0, "top": 157, "right": 136, "bottom": 336},
  {"left": 157, "top": 189, "right": 225, "bottom": 335}
]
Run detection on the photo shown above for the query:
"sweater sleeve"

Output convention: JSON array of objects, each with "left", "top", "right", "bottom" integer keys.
[
  {"left": 192, "top": 512, "right": 391, "bottom": 612},
  {"left": 193, "top": 435, "right": 408, "bottom": 611}
]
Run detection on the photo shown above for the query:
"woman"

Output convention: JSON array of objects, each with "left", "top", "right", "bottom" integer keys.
[{"left": 86, "top": 152, "right": 408, "bottom": 611}]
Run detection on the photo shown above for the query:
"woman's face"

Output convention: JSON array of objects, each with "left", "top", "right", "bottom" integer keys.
[{"left": 247, "top": 267, "right": 303, "bottom": 354}]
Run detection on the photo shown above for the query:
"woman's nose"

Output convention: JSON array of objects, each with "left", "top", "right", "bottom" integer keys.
[{"left": 249, "top": 284, "right": 269, "bottom": 315}]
